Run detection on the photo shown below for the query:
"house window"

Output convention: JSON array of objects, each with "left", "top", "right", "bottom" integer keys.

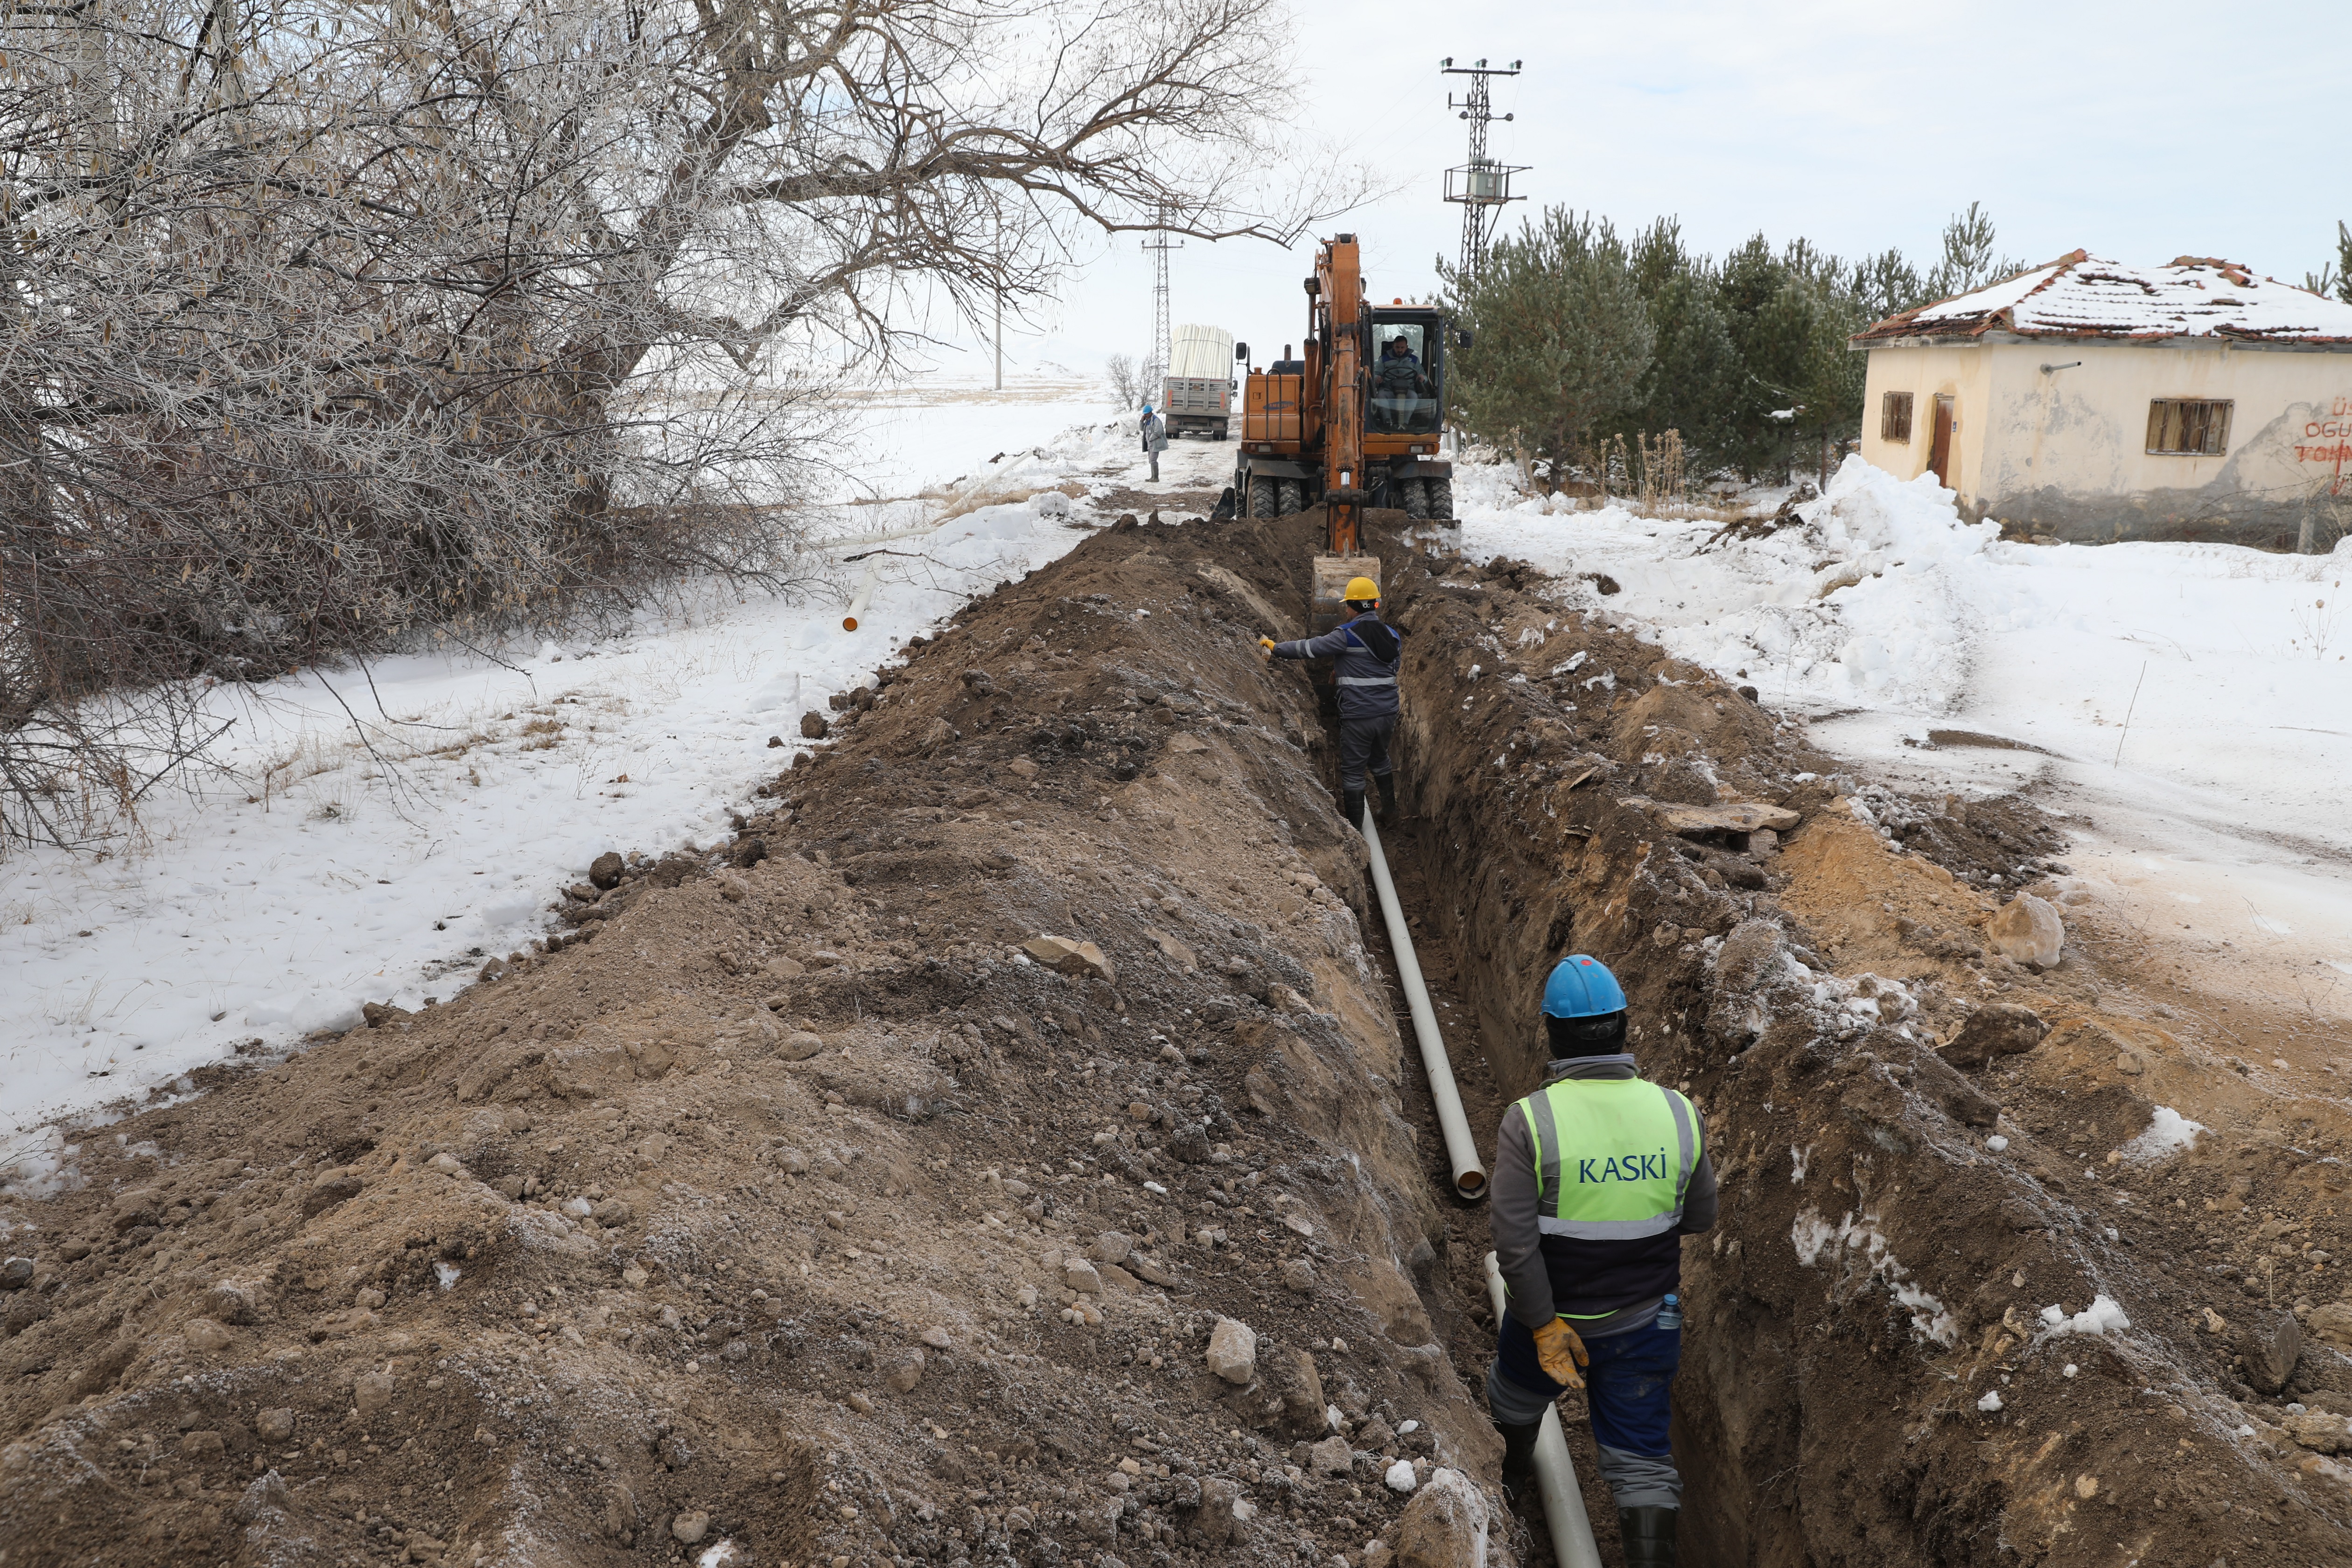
[
  {"left": 1880, "top": 391, "right": 1914, "bottom": 443},
  {"left": 2146, "top": 399, "right": 2232, "bottom": 456}
]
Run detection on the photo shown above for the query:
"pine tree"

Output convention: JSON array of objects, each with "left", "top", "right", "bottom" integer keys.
[
  {"left": 1444, "top": 209, "right": 1653, "bottom": 470},
  {"left": 2308, "top": 221, "right": 2352, "bottom": 304},
  {"left": 1636, "top": 270, "right": 1743, "bottom": 467},
  {"left": 1923, "top": 202, "right": 2024, "bottom": 301}
]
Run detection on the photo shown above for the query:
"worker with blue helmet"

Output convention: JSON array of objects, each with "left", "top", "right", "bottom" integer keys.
[{"left": 1485, "top": 954, "right": 1718, "bottom": 1567}]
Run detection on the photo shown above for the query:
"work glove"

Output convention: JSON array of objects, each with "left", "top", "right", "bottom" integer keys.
[
  {"left": 1533, "top": 1317, "right": 1589, "bottom": 1390},
  {"left": 1258, "top": 636, "right": 1276, "bottom": 659}
]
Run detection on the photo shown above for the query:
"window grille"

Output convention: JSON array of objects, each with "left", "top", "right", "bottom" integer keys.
[
  {"left": 2145, "top": 399, "right": 2232, "bottom": 456},
  {"left": 1880, "top": 391, "right": 1914, "bottom": 443}
]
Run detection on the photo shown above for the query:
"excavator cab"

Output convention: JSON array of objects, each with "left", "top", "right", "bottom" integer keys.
[{"left": 1367, "top": 315, "right": 1444, "bottom": 436}]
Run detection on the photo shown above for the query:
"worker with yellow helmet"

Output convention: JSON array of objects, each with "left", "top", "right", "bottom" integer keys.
[{"left": 1259, "top": 575, "right": 1402, "bottom": 826}]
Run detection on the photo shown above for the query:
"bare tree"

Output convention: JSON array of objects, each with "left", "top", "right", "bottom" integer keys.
[
  {"left": 1105, "top": 354, "right": 1146, "bottom": 407},
  {"left": 0, "top": 0, "right": 1365, "bottom": 848}
]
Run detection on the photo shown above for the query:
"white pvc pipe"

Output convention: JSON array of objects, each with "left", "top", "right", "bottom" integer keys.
[
  {"left": 1359, "top": 808, "right": 1486, "bottom": 1200},
  {"left": 840, "top": 558, "right": 882, "bottom": 632},
  {"left": 813, "top": 521, "right": 941, "bottom": 553},
  {"left": 1484, "top": 1252, "right": 1605, "bottom": 1568}
]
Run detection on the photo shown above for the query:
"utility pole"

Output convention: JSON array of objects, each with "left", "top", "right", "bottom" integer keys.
[
  {"left": 1141, "top": 202, "right": 1181, "bottom": 396},
  {"left": 994, "top": 283, "right": 1003, "bottom": 391},
  {"left": 1442, "top": 58, "right": 1527, "bottom": 293}
]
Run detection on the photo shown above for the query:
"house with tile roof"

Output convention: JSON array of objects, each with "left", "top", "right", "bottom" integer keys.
[{"left": 1850, "top": 253, "right": 2352, "bottom": 550}]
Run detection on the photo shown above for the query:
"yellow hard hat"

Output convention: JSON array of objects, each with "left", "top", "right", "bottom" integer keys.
[{"left": 1343, "top": 576, "right": 1381, "bottom": 603}]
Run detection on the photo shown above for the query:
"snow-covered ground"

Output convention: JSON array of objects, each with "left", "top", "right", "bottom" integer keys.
[
  {"left": 1454, "top": 457, "right": 2352, "bottom": 1019},
  {"left": 1, "top": 377, "right": 1236, "bottom": 1166}
]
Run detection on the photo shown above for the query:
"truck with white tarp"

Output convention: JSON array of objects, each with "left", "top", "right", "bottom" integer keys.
[{"left": 1161, "top": 323, "right": 1236, "bottom": 440}]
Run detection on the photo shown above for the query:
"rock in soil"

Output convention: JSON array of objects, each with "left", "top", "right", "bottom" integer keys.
[
  {"left": 1986, "top": 890, "right": 2064, "bottom": 968},
  {"left": 1938, "top": 1000, "right": 2050, "bottom": 1068},
  {"left": 1390, "top": 1467, "right": 1489, "bottom": 1568},
  {"left": 2240, "top": 1311, "right": 2302, "bottom": 1394},
  {"left": 1205, "top": 1316, "right": 1257, "bottom": 1384}
]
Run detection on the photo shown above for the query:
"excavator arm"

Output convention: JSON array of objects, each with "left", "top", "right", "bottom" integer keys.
[{"left": 1316, "top": 237, "right": 1367, "bottom": 556}]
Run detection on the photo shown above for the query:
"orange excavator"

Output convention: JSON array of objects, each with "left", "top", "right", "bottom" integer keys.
[{"left": 1223, "top": 233, "right": 1465, "bottom": 633}]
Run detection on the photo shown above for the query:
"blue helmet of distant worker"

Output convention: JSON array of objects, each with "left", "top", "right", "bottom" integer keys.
[{"left": 1542, "top": 953, "right": 1628, "bottom": 1059}]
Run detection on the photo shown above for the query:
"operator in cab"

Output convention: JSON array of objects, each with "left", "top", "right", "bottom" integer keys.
[
  {"left": 1486, "top": 954, "right": 1717, "bottom": 1568},
  {"left": 1372, "top": 335, "right": 1420, "bottom": 430},
  {"left": 1257, "top": 576, "right": 1400, "bottom": 828}
]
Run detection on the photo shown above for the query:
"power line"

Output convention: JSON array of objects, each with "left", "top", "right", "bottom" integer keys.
[{"left": 1442, "top": 57, "right": 1527, "bottom": 292}]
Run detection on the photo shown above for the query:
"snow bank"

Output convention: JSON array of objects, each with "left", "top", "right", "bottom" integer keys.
[
  {"left": 1, "top": 393, "right": 1161, "bottom": 1140},
  {"left": 1456, "top": 450, "right": 2352, "bottom": 1004},
  {"left": 1460, "top": 455, "right": 2004, "bottom": 712}
]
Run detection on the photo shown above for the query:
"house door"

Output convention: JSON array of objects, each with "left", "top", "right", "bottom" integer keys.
[{"left": 1928, "top": 395, "right": 1955, "bottom": 486}]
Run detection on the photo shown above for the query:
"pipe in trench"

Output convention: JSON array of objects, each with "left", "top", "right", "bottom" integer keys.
[
  {"left": 1359, "top": 809, "right": 1486, "bottom": 1200},
  {"left": 1484, "top": 1252, "right": 1604, "bottom": 1568}
]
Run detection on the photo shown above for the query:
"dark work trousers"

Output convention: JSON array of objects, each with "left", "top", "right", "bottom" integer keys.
[
  {"left": 1490, "top": 1313, "right": 1684, "bottom": 1509},
  {"left": 1337, "top": 714, "right": 1395, "bottom": 792}
]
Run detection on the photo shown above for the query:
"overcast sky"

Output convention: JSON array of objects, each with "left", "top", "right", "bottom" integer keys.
[{"left": 933, "top": 0, "right": 2338, "bottom": 388}]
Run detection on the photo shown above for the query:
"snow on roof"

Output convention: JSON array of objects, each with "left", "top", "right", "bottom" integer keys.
[
  {"left": 1855, "top": 252, "right": 2352, "bottom": 346},
  {"left": 1911, "top": 260, "right": 2071, "bottom": 324}
]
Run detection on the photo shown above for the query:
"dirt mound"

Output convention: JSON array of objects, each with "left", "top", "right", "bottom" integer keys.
[
  {"left": 7, "top": 506, "right": 2351, "bottom": 1568},
  {"left": 0, "top": 511, "right": 1508, "bottom": 1568}
]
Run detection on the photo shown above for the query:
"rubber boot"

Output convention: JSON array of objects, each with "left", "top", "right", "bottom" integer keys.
[
  {"left": 1618, "top": 1505, "right": 1678, "bottom": 1568},
  {"left": 1492, "top": 1419, "right": 1541, "bottom": 1508},
  {"left": 1342, "top": 787, "right": 1366, "bottom": 829},
  {"left": 1374, "top": 772, "right": 1397, "bottom": 822}
]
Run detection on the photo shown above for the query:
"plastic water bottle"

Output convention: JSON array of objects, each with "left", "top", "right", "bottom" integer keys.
[{"left": 1656, "top": 1294, "right": 1682, "bottom": 1331}]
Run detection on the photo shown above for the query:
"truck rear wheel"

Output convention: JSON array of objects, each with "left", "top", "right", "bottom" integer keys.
[
  {"left": 1248, "top": 477, "right": 1278, "bottom": 519},
  {"left": 1276, "top": 479, "right": 1303, "bottom": 516},
  {"left": 1212, "top": 423, "right": 1228, "bottom": 441},
  {"left": 1428, "top": 476, "right": 1455, "bottom": 520},
  {"left": 1401, "top": 479, "right": 1429, "bottom": 520}
]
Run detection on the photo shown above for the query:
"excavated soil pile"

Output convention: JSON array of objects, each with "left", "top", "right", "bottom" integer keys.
[
  {"left": 8, "top": 507, "right": 2352, "bottom": 1568},
  {"left": 0, "top": 511, "right": 1505, "bottom": 1568}
]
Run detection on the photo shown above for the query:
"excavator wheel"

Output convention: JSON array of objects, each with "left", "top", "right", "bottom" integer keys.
[
  {"left": 1401, "top": 479, "right": 1430, "bottom": 520},
  {"left": 1276, "top": 479, "right": 1304, "bottom": 516},
  {"left": 1428, "top": 476, "right": 1455, "bottom": 521},
  {"left": 1248, "top": 476, "right": 1279, "bottom": 519}
]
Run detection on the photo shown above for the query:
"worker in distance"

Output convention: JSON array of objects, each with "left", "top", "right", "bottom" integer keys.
[
  {"left": 1140, "top": 402, "right": 1168, "bottom": 482},
  {"left": 1486, "top": 954, "right": 1717, "bottom": 1568},
  {"left": 1258, "top": 575, "right": 1401, "bottom": 827}
]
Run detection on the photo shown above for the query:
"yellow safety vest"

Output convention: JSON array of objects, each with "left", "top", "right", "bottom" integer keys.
[{"left": 1518, "top": 1076, "right": 1701, "bottom": 1241}]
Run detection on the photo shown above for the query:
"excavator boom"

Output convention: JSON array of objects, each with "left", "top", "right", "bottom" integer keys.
[{"left": 1318, "top": 238, "right": 1365, "bottom": 557}]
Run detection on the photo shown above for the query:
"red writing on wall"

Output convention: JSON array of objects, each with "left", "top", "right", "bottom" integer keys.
[{"left": 2295, "top": 397, "right": 2352, "bottom": 491}]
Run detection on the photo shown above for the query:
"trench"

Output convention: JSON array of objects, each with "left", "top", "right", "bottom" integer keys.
[
  {"left": 9, "top": 499, "right": 2336, "bottom": 1568},
  {"left": 1351, "top": 816, "right": 1629, "bottom": 1565},
  {"left": 1313, "top": 512, "right": 2352, "bottom": 1568}
]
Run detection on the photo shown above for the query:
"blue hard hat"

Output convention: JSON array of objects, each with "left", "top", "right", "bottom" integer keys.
[{"left": 1542, "top": 954, "right": 1627, "bottom": 1019}]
